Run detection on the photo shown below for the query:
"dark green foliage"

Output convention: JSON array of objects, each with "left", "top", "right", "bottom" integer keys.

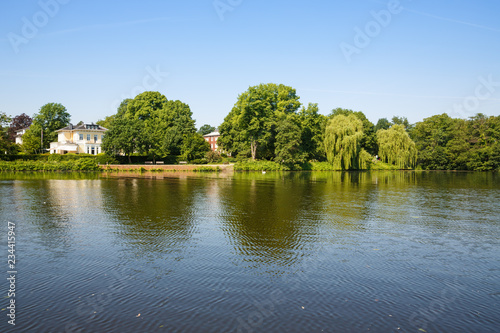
[
  {"left": 299, "top": 103, "right": 327, "bottom": 161},
  {"left": 197, "top": 124, "right": 216, "bottom": 136},
  {"left": 375, "top": 118, "right": 391, "bottom": 131},
  {"left": 22, "top": 103, "right": 70, "bottom": 153},
  {"left": 219, "top": 83, "right": 301, "bottom": 160},
  {"left": 102, "top": 118, "right": 145, "bottom": 164},
  {"left": 412, "top": 113, "right": 500, "bottom": 171},
  {"left": 0, "top": 159, "right": 100, "bottom": 171},
  {"left": 180, "top": 133, "right": 210, "bottom": 161},
  {"left": 275, "top": 115, "right": 306, "bottom": 168},
  {"left": 1, "top": 112, "right": 17, "bottom": 154}
]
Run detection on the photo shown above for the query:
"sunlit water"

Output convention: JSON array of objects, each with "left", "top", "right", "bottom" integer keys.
[{"left": 0, "top": 171, "right": 499, "bottom": 332}]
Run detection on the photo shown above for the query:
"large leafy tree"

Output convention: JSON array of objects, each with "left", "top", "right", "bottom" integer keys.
[
  {"left": 219, "top": 83, "right": 301, "bottom": 160},
  {"left": 22, "top": 103, "right": 70, "bottom": 153},
  {"left": 411, "top": 113, "right": 458, "bottom": 169},
  {"left": 329, "top": 108, "right": 376, "bottom": 155},
  {"left": 298, "top": 103, "right": 327, "bottom": 161},
  {"left": 377, "top": 124, "right": 418, "bottom": 169},
  {"left": 102, "top": 118, "right": 144, "bottom": 164},
  {"left": 180, "top": 133, "right": 210, "bottom": 161},
  {"left": 324, "top": 114, "right": 370, "bottom": 170},
  {"left": 8, "top": 113, "right": 32, "bottom": 141},
  {"left": 106, "top": 92, "right": 196, "bottom": 161}
]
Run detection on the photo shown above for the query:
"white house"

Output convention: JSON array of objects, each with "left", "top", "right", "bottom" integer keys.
[
  {"left": 15, "top": 127, "right": 30, "bottom": 145},
  {"left": 49, "top": 123, "right": 108, "bottom": 155}
]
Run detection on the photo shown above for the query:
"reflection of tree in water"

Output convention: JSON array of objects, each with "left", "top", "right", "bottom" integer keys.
[
  {"left": 101, "top": 178, "right": 199, "bottom": 261},
  {"left": 218, "top": 173, "right": 330, "bottom": 274}
]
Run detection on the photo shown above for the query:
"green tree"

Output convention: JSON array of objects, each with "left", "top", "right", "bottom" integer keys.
[
  {"left": 324, "top": 114, "right": 370, "bottom": 170},
  {"left": 119, "top": 92, "right": 196, "bottom": 161},
  {"left": 102, "top": 118, "right": 144, "bottom": 164},
  {"left": 96, "top": 115, "right": 116, "bottom": 129},
  {"left": 219, "top": 83, "right": 301, "bottom": 160},
  {"left": 197, "top": 124, "right": 216, "bottom": 136},
  {"left": 411, "top": 113, "right": 457, "bottom": 169},
  {"left": 298, "top": 103, "right": 327, "bottom": 161},
  {"left": 391, "top": 116, "right": 412, "bottom": 131},
  {"left": 377, "top": 124, "right": 418, "bottom": 169},
  {"left": 22, "top": 103, "right": 70, "bottom": 153},
  {"left": 329, "top": 108, "right": 376, "bottom": 155},
  {"left": 275, "top": 115, "right": 306, "bottom": 168},
  {"left": 374, "top": 118, "right": 391, "bottom": 131},
  {"left": 1, "top": 112, "right": 17, "bottom": 153},
  {"left": 180, "top": 133, "right": 210, "bottom": 161}
]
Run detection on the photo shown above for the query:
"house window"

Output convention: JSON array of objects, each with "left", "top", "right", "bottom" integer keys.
[
  {"left": 87, "top": 134, "right": 90, "bottom": 141},
  {"left": 101, "top": 134, "right": 105, "bottom": 141},
  {"left": 94, "top": 135, "right": 98, "bottom": 143},
  {"left": 79, "top": 134, "right": 83, "bottom": 141}
]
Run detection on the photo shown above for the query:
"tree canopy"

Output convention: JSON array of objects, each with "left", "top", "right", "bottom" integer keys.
[
  {"left": 377, "top": 124, "right": 418, "bottom": 169},
  {"left": 219, "top": 83, "right": 301, "bottom": 160},
  {"left": 22, "top": 103, "right": 70, "bottom": 153},
  {"left": 324, "top": 114, "right": 370, "bottom": 170},
  {"left": 197, "top": 124, "right": 216, "bottom": 136},
  {"left": 8, "top": 113, "right": 32, "bottom": 142},
  {"left": 329, "top": 108, "right": 376, "bottom": 155},
  {"left": 103, "top": 92, "right": 198, "bottom": 162},
  {"left": 1, "top": 112, "right": 17, "bottom": 153},
  {"left": 102, "top": 118, "right": 145, "bottom": 164}
]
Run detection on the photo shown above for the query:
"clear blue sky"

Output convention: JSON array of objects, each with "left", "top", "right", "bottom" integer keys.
[{"left": 1, "top": 0, "right": 500, "bottom": 128}]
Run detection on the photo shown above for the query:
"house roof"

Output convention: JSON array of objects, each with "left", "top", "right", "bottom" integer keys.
[
  {"left": 57, "top": 123, "right": 108, "bottom": 132},
  {"left": 15, "top": 126, "right": 30, "bottom": 135},
  {"left": 203, "top": 131, "right": 220, "bottom": 137}
]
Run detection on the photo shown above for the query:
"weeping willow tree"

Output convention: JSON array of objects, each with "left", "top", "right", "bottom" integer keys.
[
  {"left": 377, "top": 124, "right": 418, "bottom": 169},
  {"left": 324, "top": 114, "right": 371, "bottom": 170}
]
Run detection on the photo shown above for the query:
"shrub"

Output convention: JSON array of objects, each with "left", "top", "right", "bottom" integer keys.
[{"left": 206, "top": 150, "right": 222, "bottom": 163}]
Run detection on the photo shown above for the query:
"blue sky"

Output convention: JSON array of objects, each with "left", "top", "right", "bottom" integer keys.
[{"left": 1, "top": 0, "right": 500, "bottom": 128}]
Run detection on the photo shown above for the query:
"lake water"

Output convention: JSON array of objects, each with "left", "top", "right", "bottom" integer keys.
[{"left": 1, "top": 171, "right": 499, "bottom": 332}]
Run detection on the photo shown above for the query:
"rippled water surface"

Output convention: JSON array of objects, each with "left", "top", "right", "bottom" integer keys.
[{"left": 1, "top": 171, "right": 499, "bottom": 332}]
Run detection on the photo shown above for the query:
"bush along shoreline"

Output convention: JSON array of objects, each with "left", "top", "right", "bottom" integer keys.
[
  {"left": 0, "top": 159, "right": 101, "bottom": 171},
  {"left": 233, "top": 159, "right": 401, "bottom": 171}
]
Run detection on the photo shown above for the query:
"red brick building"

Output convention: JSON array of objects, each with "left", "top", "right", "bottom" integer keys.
[{"left": 203, "top": 131, "right": 220, "bottom": 152}]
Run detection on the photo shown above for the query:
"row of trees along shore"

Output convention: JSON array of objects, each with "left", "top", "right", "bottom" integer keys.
[{"left": 1, "top": 83, "right": 499, "bottom": 171}]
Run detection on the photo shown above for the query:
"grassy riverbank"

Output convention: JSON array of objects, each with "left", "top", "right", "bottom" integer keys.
[{"left": 234, "top": 160, "right": 401, "bottom": 171}]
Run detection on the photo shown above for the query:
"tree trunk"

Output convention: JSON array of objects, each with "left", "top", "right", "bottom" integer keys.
[
  {"left": 251, "top": 141, "right": 257, "bottom": 160},
  {"left": 128, "top": 154, "right": 131, "bottom": 164}
]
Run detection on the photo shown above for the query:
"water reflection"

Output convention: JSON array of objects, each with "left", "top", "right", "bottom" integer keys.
[
  {"left": 0, "top": 171, "right": 498, "bottom": 332},
  {"left": 100, "top": 178, "right": 200, "bottom": 261}
]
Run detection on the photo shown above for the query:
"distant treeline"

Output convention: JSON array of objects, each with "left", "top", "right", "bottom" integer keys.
[{"left": 2, "top": 84, "right": 499, "bottom": 171}]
